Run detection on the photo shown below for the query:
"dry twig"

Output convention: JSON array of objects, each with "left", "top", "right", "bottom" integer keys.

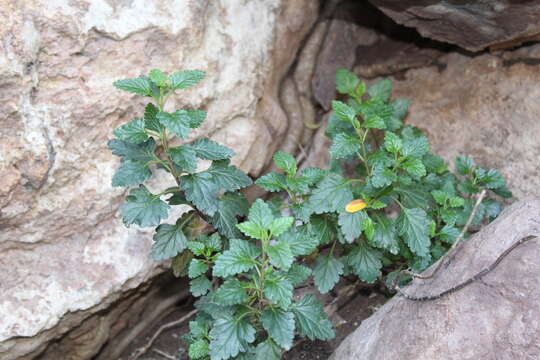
[{"left": 130, "top": 309, "right": 198, "bottom": 360}]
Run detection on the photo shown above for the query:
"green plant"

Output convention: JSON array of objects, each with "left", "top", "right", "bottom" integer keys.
[{"left": 109, "top": 68, "right": 511, "bottom": 360}]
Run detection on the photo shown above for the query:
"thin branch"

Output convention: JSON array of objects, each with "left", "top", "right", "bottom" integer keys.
[
  {"left": 152, "top": 348, "right": 178, "bottom": 360},
  {"left": 130, "top": 309, "right": 198, "bottom": 360}
]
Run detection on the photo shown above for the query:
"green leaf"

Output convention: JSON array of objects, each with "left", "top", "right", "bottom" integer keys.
[
  {"left": 279, "top": 228, "right": 319, "bottom": 256},
  {"left": 211, "top": 192, "right": 249, "bottom": 238},
  {"left": 187, "top": 241, "right": 206, "bottom": 256},
  {"left": 370, "top": 214, "right": 399, "bottom": 255},
  {"left": 157, "top": 110, "right": 205, "bottom": 139},
  {"left": 285, "top": 176, "right": 311, "bottom": 194},
  {"left": 455, "top": 156, "right": 474, "bottom": 175},
  {"left": 255, "top": 339, "right": 281, "bottom": 360},
  {"left": 236, "top": 221, "right": 266, "bottom": 240},
  {"left": 314, "top": 255, "right": 343, "bottom": 293},
  {"left": 284, "top": 263, "right": 312, "bottom": 286},
  {"left": 299, "top": 168, "right": 326, "bottom": 186},
  {"left": 431, "top": 189, "right": 447, "bottom": 205},
  {"left": 368, "top": 78, "right": 392, "bottom": 102},
  {"left": 402, "top": 157, "right": 426, "bottom": 177},
  {"left": 121, "top": 185, "right": 169, "bottom": 227},
  {"left": 181, "top": 172, "right": 219, "bottom": 216},
  {"left": 346, "top": 243, "right": 382, "bottom": 283},
  {"left": 143, "top": 103, "right": 163, "bottom": 132},
  {"left": 336, "top": 68, "right": 360, "bottom": 95},
  {"left": 172, "top": 251, "right": 193, "bottom": 277},
  {"left": 309, "top": 173, "right": 353, "bottom": 214},
  {"left": 326, "top": 113, "right": 355, "bottom": 139},
  {"left": 402, "top": 136, "right": 429, "bottom": 158},
  {"left": 247, "top": 199, "right": 274, "bottom": 229},
  {"left": 439, "top": 224, "right": 460, "bottom": 244},
  {"left": 189, "top": 339, "right": 210, "bottom": 359},
  {"left": 261, "top": 308, "right": 295, "bottom": 350},
  {"left": 338, "top": 211, "right": 367, "bottom": 243},
  {"left": 188, "top": 259, "right": 209, "bottom": 279},
  {"left": 113, "top": 77, "right": 152, "bottom": 96},
  {"left": 170, "top": 70, "right": 205, "bottom": 90},
  {"left": 112, "top": 159, "right": 151, "bottom": 187},
  {"left": 371, "top": 163, "right": 397, "bottom": 188},
  {"left": 449, "top": 196, "right": 465, "bottom": 208},
  {"left": 291, "top": 294, "right": 334, "bottom": 340},
  {"left": 148, "top": 69, "right": 168, "bottom": 87},
  {"left": 152, "top": 223, "right": 188, "bottom": 260},
  {"left": 267, "top": 241, "right": 294, "bottom": 270},
  {"left": 273, "top": 152, "right": 297, "bottom": 176},
  {"left": 255, "top": 173, "right": 286, "bottom": 192},
  {"left": 108, "top": 138, "right": 156, "bottom": 163},
  {"left": 209, "top": 312, "right": 256, "bottom": 360},
  {"left": 190, "top": 276, "right": 212, "bottom": 297},
  {"left": 476, "top": 168, "right": 505, "bottom": 189},
  {"left": 363, "top": 216, "right": 375, "bottom": 240},
  {"left": 384, "top": 132, "right": 402, "bottom": 154},
  {"left": 269, "top": 217, "right": 294, "bottom": 237},
  {"left": 213, "top": 239, "right": 261, "bottom": 277},
  {"left": 332, "top": 100, "right": 357, "bottom": 123},
  {"left": 330, "top": 133, "right": 359, "bottom": 159},
  {"left": 264, "top": 275, "right": 293, "bottom": 308},
  {"left": 215, "top": 278, "right": 248, "bottom": 305},
  {"left": 387, "top": 98, "right": 410, "bottom": 130},
  {"left": 191, "top": 138, "right": 235, "bottom": 160},
  {"left": 398, "top": 207, "right": 431, "bottom": 257},
  {"left": 114, "top": 119, "right": 148, "bottom": 144},
  {"left": 423, "top": 153, "right": 447, "bottom": 174},
  {"left": 358, "top": 100, "right": 391, "bottom": 129},
  {"left": 395, "top": 185, "right": 431, "bottom": 209},
  {"left": 169, "top": 145, "right": 198, "bottom": 173},
  {"left": 207, "top": 160, "right": 253, "bottom": 192}
]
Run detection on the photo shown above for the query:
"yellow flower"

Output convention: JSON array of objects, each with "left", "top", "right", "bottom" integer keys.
[{"left": 345, "top": 199, "right": 367, "bottom": 213}]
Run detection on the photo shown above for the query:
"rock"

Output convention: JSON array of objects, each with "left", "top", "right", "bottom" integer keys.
[
  {"left": 312, "top": 19, "right": 378, "bottom": 109},
  {"left": 390, "top": 50, "right": 540, "bottom": 200},
  {"left": 331, "top": 199, "right": 540, "bottom": 360},
  {"left": 368, "top": 0, "right": 540, "bottom": 52},
  {"left": 0, "top": 1, "right": 318, "bottom": 358}
]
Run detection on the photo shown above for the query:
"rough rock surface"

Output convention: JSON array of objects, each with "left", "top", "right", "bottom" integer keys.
[
  {"left": 368, "top": 0, "right": 540, "bottom": 52},
  {"left": 391, "top": 50, "right": 540, "bottom": 200},
  {"left": 0, "top": 1, "right": 318, "bottom": 358},
  {"left": 331, "top": 199, "right": 540, "bottom": 360}
]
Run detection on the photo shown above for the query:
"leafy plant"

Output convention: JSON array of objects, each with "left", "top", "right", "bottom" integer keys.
[{"left": 110, "top": 68, "right": 510, "bottom": 360}]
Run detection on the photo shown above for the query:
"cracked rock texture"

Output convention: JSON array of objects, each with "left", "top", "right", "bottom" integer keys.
[
  {"left": 0, "top": 0, "right": 318, "bottom": 358},
  {"left": 368, "top": 0, "right": 540, "bottom": 52},
  {"left": 391, "top": 49, "right": 540, "bottom": 200},
  {"left": 331, "top": 198, "right": 540, "bottom": 360}
]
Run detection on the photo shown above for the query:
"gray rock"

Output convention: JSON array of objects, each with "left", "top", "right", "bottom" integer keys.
[
  {"left": 331, "top": 198, "right": 540, "bottom": 360},
  {"left": 368, "top": 0, "right": 540, "bottom": 52}
]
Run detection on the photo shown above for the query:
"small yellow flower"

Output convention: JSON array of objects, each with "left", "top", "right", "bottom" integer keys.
[{"left": 345, "top": 199, "right": 367, "bottom": 213}]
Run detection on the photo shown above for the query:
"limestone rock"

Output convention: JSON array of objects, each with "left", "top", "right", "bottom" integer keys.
[
  {"left": 391, "top": 50, "right": 540, "bottom": 200},
  {"left": 0, "top": 1, "right": 318, "bottom": 358},
  {"left": 331, "top": 199, "right": 540, "bottom": 360},
  {"left": 368, "top": 0, "right": 540, "bottom": 52}
]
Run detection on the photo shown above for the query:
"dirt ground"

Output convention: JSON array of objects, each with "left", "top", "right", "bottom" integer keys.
[{"left": 118, "top": 286, "right": 388, "bottom": 360}]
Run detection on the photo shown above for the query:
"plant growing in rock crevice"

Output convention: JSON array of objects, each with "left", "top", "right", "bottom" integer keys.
[{"left": 109, "top": 68, "right": 511, "bottom": 360}]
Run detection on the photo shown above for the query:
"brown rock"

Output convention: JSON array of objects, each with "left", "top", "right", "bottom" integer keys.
[
  {"left": 331, "top": 199, "right": 540, "bottom": 360},
  {"left": 391, "top": 50, "right": 540, "bottom": 200},
  {"left": 368, "top": 0, "right": 540, "bottom": 52}
]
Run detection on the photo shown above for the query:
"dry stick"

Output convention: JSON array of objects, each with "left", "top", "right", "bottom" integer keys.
[
  {"left": 395, "top": 235, "right": 536, "bottom": 302},
  {"left": 131, "top": 309, "right": 198, "bottom": 360},
  {"left": 152, "top": 348, "right": 178, "bottom": 360}
]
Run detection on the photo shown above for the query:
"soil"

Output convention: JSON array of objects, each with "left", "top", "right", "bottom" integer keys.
[{"left": 117, "top": 288, "right": 388, "bottom": 360}]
